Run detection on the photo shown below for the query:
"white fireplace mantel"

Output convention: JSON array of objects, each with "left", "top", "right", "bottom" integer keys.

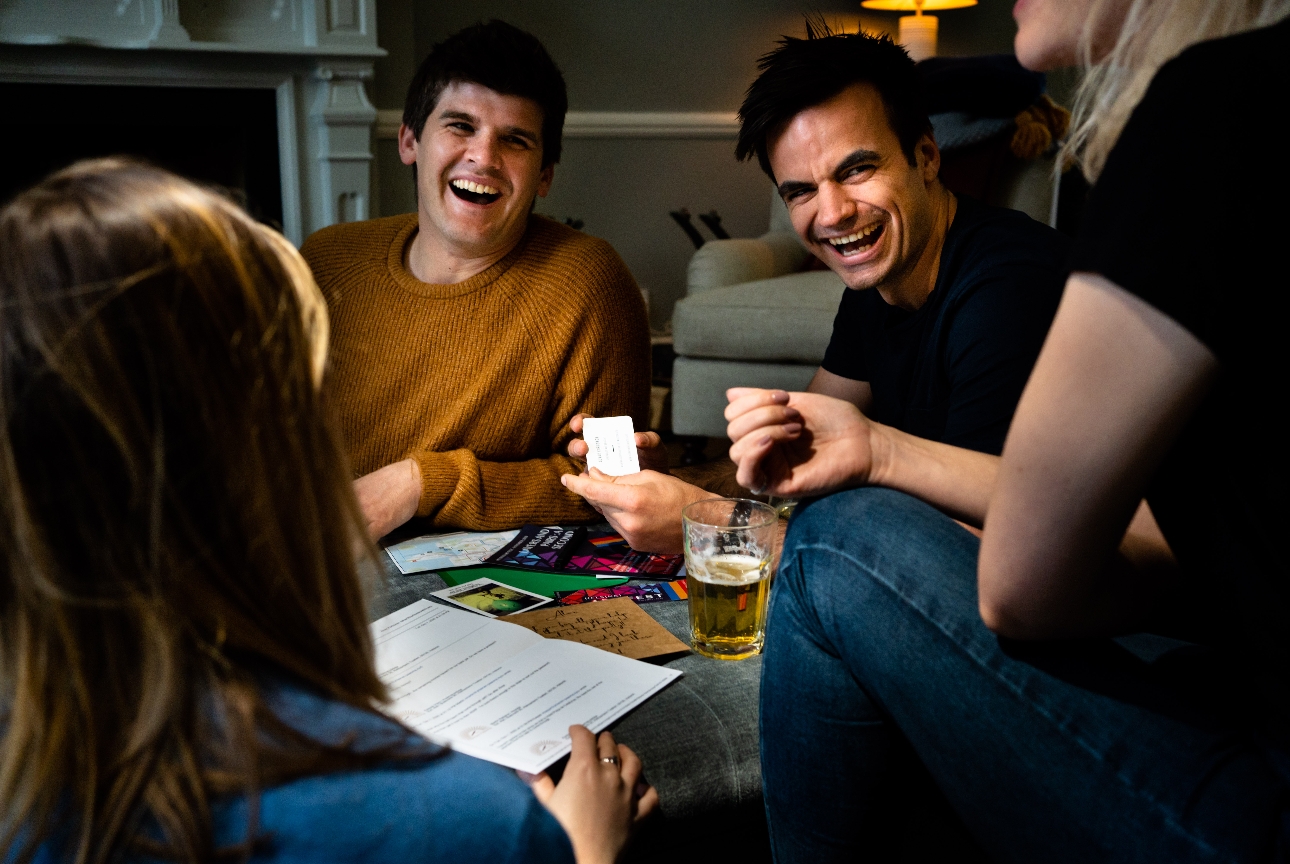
[{"left": 0, "top": 0, "right": 385, "bottom": 246}]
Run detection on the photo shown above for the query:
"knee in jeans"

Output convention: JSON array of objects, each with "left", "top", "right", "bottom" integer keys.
[
  {"left": 781, "top": 487, "right": 974, "bottom": 595},
  {"left": 785, "top": 488, "right": 936, "bottom": 557}
]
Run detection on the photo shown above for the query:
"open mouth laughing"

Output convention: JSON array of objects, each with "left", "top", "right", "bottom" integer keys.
[
  {"left": 449, "top": 178, "right": 501, "bottom": 205},
  {"left": 824, "top": 222, "right": 884, "bottom": 258}
]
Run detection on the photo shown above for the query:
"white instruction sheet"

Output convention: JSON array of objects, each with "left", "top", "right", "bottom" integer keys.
[{"left": 372, "top": 599, "right": 682, "bottom": 773}]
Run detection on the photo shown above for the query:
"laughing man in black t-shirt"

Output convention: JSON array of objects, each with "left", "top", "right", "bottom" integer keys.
[{"left": 561, "top": 29, "right": 1068, "bottom": 552}]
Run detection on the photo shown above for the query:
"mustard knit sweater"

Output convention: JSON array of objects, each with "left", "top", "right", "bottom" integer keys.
[{"left": 302, "top": 213, "right": 651, "bottom": 530}]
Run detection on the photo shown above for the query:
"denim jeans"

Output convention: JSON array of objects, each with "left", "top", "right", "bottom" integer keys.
[{"left": 761, "top": 487, "right": 1289, "bottom": 864}]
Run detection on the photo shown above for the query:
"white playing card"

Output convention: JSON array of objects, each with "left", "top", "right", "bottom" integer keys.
[{"left": 581, "top": 415, "right": 641, "bottom": 476}]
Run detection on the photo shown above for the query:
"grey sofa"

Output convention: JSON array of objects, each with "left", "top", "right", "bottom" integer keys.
[{"left": 671, "top": 192, "right": 847, "bottom": 438}]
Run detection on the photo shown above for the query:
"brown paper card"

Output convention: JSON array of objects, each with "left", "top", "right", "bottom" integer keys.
[{"left": 503, "top": 597, "right": 689, "bottom": 661}]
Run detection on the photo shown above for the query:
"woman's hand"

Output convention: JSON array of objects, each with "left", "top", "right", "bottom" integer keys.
[
  {"left": 725, "top": 388, "right": 877, "bottom": 498},
  {"left": 529, "top": 726, "right": 657, "bottom": 864}
]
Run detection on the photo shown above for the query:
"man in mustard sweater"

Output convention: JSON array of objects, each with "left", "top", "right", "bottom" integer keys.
[{"left": 302, "top": 21, "right": 649, "bottom": 538}]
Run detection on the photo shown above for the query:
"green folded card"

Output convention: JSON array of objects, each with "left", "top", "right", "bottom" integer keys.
[{"left": 439, "top": 566, "right": 628, "bottom": 598}]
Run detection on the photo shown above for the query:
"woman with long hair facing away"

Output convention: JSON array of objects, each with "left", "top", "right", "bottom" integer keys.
[
  {"left": 726, "top": 0, "right": 1290, "bottom": 860},
  {"left": 0, "top": 158, "right": 653, "bottom": 864}
]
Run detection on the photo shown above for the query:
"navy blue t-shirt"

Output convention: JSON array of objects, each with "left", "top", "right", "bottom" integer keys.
[{"left": 820, "top": 196, "right": 1069, "bottom": 454}]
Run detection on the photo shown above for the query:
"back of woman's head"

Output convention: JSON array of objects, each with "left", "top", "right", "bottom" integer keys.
[{"left": 0, "top": 159, "right": 386, "bottom": 863}]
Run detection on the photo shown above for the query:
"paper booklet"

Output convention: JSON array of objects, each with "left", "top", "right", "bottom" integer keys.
[
  {"left": 384, "top": 529, "right": 519, "bottom": 574},
  {"left": 371, "top": 599, "right": 682, "bottom": 774},
  {"left": 486, "top": 524, "right": 684, "bottom": 579}
]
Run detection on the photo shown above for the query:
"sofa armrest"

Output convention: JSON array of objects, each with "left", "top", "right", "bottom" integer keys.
[{"left": 685, "top": 231, "right": 810, "bottom": 295}]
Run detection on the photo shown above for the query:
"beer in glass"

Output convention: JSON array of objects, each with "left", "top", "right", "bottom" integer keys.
[{"left": 682, "top": 498, "right": 777, "bottom": 660}]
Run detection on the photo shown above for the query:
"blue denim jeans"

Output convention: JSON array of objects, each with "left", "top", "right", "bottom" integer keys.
[{"left": 761, "top": 487, "right": 1289, "bottom": 864}]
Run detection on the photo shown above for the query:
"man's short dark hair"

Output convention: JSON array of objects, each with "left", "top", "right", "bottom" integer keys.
[
  {"left": 736, "top": 22, "right": 931, "bottom": 182},
  {"left": 402, "top": 20, "right": 568, "bottom": 168}
]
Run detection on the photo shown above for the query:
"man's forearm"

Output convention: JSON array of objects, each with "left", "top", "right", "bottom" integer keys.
[{"left": 868, "top": 424, "right": 998, "bottom": 526}]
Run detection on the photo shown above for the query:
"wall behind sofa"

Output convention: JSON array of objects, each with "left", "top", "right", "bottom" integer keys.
[{"left": 371, "top": 0, "right": 1020, "bottom": 328}]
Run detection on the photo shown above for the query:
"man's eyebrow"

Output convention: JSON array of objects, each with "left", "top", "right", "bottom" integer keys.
[
  {"left": 438, "top": 110, "right": 479, "bottom": 124},
  {"left": 833, "top": 149, "right": 881, "bottom": 179}
]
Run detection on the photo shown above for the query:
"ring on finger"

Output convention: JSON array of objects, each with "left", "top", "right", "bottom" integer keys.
[{"left": 600, "top": 755, "right": 619, "bottom": 765}]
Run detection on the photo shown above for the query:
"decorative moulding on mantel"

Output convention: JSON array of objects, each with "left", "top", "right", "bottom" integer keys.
[
  {"left": 374, "top": 109, "right": 741, "bottom": 141},
  {"left": 0, "top": 0, "right": 382, "bottom": 56},
  {"left": 0, "top": 0, "right": 385, "bottom": 246}
]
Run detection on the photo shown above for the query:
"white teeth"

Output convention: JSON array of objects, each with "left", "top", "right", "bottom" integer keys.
[
  {"left": 827, "top": 224, "right": 880, "bottom": 246},
  {"left": 451, "top": 179, "right": 500, "bottom": 196}
]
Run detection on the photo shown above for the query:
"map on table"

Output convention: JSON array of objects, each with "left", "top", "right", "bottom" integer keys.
[{"left": 384, "top": 529, "right": 519, "bottom": 574}]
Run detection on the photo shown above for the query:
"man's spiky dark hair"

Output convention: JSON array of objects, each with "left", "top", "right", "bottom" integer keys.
[{"left": 736, "top": 19, "right": 931, "bottom": 182}]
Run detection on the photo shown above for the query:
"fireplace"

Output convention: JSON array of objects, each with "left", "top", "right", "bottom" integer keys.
[
  {"left": 2, "top": 82, "right": 284, "bottom": 229},
  {"left": 0, "top": 0, "right": 382, "bottom": 246}
]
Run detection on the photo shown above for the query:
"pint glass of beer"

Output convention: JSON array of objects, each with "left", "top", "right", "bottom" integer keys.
[{"left": 682, "top": 498, "right": 778, "bottom": 660}]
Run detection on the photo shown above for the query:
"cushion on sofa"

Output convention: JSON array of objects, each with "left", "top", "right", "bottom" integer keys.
[
  {"left": 671, "top": 357, "right": 818, "bottom": 437},
  {"left": 671, "top": 357, "right": 817, "bottom": 437},
  {"left": 672, "top": 270, "right": 847, "bottom": 363}
]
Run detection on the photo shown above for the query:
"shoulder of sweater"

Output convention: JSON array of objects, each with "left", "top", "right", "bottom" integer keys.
[
  {"left": 509, "top": 216, "right": 638, "bottom": 304},
  {"left": 300, "top": 213, "right": 416, "bottom": 274}
]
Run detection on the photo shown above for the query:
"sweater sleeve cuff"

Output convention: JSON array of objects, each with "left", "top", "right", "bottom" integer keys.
[{"left": 413, "top": 451, "right": 460, "bottom": 519}]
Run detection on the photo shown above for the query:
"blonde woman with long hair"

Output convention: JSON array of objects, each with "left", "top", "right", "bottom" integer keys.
[
  {"left": 726, "top": 1, "right": 1290, "bottom": 860},
  {"left": 0, "top": 159, "right": 653, "bottom": 864}
]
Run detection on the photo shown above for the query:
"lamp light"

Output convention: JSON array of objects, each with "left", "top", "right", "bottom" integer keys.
[{"left": 860, "top": 0, "right": 977, "bottom": 61}]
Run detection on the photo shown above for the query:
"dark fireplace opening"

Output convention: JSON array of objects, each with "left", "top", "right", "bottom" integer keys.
[{"left": 1, "top": 83, "right": 282, "bottom": 229}]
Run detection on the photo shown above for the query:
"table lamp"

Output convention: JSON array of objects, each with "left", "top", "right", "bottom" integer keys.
[{"left": 860, "top": 0, "right": 977, "bottom": 61}]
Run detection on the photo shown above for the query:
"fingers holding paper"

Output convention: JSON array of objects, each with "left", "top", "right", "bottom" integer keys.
[
  {"left": 725, "top": 388, "right": 877, "bottom": 498},
  {"left": 561, "top": 468, "right": 716, "bottom": 554},
  {"left": 567, "top": 413, "right": 669, "bottom": 473}
]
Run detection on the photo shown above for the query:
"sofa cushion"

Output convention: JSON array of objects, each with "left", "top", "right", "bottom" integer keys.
[
  {"left": 686, "top": 238, "right": 776, "bottom": 293},
  {"left": 671, "top": 357, "right": 817, "bottom": 438},
  {"left": 673, "top": 270, "right": 847, "bottom": 363}
]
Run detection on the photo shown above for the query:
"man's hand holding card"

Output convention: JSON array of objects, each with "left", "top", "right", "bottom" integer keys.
[
  {"left": 561, "top": 414, "right": 716, "bottom": 554},
  {"left": 567, "top": 414, "right": 669, "bottom": 474},
  {"left": 561, "top": 468, "right": 718, "bottom": 555}
]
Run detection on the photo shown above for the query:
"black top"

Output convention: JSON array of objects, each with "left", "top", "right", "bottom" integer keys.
[
  {"left": 821, "top": 196, "right": 1070, "bottom": 454},
  {"left": 1070, "top": 20, "right": 1290, "bottom": 732}
]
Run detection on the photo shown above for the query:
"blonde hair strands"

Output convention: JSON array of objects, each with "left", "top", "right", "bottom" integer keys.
[
  {"left": 1063, "top": 0, "right": 1290, "bottom": 183},
  {"left": 0, "top": 160, "right": 428, "bottom": 864}
]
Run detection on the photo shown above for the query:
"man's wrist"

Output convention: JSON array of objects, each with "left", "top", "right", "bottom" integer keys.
[
  {"left": 864, "top": 420, "right": 900, "bottom": 491},
  {"left": 404, "top": 456, "right": 424, "bottom": 512}
]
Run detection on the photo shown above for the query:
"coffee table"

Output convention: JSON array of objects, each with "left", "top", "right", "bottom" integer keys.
[{"left": 365, "top": 556, "right": 770, "bottom": 863}]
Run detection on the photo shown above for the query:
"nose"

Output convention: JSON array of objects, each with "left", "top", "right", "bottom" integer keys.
[
  {"left": 815, "top": 182, "right": 856, "bottom": 231},
  {"left": 463, "top": 132, "right": 503, "bottom": 172}
]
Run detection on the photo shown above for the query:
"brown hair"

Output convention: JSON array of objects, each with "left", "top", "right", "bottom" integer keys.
[{"left": 0, "top": 160, "right": 422, "bottom": 863}]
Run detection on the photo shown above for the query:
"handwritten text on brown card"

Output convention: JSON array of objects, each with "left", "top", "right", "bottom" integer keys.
[{"left": 502, "top": 597, "right": 689, "bottom": 661}]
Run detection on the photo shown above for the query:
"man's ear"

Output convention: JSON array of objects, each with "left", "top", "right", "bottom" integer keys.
[
  {"left": 397, "top": 123, "right": 419, "bottom": 166},
  {"left": 916, "top": 133, "right": 941, "bottom": 184},
  {"left": 536, "top": 163, "right": 555, "bottom": 198}
]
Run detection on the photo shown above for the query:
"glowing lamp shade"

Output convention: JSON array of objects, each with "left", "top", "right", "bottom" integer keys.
[{"left": 861, "top": 0, "right": 977, "bottom": 61}]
